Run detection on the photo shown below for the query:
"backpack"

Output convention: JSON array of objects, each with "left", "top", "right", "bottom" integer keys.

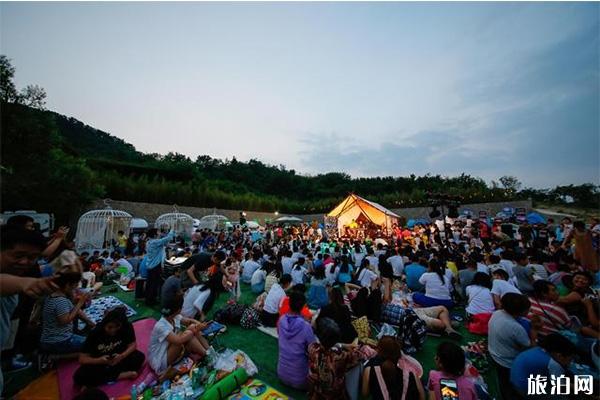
[
  {"left": 214, "top": 303, "right": 247, "bottom": 325},
  {"left": 397, "top": 309, "right": 427, "bottom": 354},
  {"left": 240, "top": 307, "right": 260, "bottom": 329}
]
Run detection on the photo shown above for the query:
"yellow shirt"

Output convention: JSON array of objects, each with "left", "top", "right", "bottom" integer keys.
[{"left": 446, "top": 261, "right": 458, "bottom": 276}]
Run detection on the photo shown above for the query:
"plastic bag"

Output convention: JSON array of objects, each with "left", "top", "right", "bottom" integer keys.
[
  {"left": 377, "top": 323, "right": 397, "bottom": 339},
  {"left": 214, "top": 349, "right": 258, "bottom": 376}
]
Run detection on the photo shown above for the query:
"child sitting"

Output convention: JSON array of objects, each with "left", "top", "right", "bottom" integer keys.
[
  {"left": 74, "top": 308, "right": 145, "bottom": 388},
  {"left": 427, "top": 342, "right": 477, "bottom": 400},
  {"left": 221, "top": 257, "right": 240, "bottom": 301},
  {"left": 148, "top": 295, "right": 212, "bottom": 379}
]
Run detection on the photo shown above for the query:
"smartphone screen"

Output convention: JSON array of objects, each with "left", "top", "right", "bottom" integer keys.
[{"left": 440, "top": 378, "right": 459, "bottom": 400}]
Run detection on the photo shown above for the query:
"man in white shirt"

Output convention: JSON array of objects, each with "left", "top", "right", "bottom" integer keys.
[
  {"left": 261, "top": 274, "right": 292, "bottom": 327},
  {"left": 491, "top": 269, "right": 521, "bottom": 309},
  {"left": 357, "top": 266, "right": 378, "bottom": 288},
  {"left": 498, "top": 252, "right": 516, "bottom": 278},
  {"left": 281, "top": 251, "right": 295, "bottom": 275},
  {"left": 365, "top": 250, "right": 379, "bottom": 274},
  {"left": 386, "top": 249, "right": 404, "bottom": 279},
  {"left": 181, "top": 284, "right": 211, "bottom": 319},
  {"left": 241, "top": 253, "right": 261, "bottom": 284}
]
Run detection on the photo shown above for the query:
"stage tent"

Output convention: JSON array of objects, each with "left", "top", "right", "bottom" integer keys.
[{"left": 327, "top": 194, "right": 400, "bottom": 236}]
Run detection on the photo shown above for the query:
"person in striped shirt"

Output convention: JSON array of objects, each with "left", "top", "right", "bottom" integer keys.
[{"left": 528, "top": 280, "right": 571, "bottom": 337}]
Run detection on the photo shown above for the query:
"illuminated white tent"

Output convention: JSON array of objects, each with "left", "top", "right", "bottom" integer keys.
[
  {"left": 76, "top": 200, "right": 132, "bottom": 251},
  {"left": 327, "top": 194, "right": 400, "bottom": 236}
]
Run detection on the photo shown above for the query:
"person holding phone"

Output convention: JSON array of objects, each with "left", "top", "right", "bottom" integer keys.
[
  {"left": 73, "top": 307, "right": 145, "bottom": 388},
  {"left": 427, "top": 342, "right": 477, "bottom": 400}
]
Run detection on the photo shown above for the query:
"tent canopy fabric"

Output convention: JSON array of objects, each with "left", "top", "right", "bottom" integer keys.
[{"left": 328, "top": 194, "right": 400, "bottom": 230}]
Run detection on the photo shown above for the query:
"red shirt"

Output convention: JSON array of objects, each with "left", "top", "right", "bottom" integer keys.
[{"left": 279, "top": 296, "right": 312, "bottom": 321}]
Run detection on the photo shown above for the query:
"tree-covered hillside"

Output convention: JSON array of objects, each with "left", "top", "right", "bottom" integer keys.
[{"left": 1, "top": 55, "right": 597, "bottom": 224}]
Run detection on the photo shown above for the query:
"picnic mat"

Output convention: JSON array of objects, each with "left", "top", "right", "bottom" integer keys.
[
  {"left": 256, "top": 326, "right": 278, "bottom": 339},
  {"left": 113, "top": 280, "right": 134, "bottom": 292},
  {"left": 226, "top": 378, "right": 289, "bottom": 400},
  {"left": 59, "top": 318, "right": 156, "bottom": 400},
  {"left": 79, "top": 295, "right": 136, "bottom": 330},
  {"left": 15, "top": 370, "right": 59, "bottom": 400}
]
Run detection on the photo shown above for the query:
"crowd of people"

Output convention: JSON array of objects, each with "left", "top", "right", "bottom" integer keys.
[{"left": 1, "top": 211, "right": 599, "bottom": 399}]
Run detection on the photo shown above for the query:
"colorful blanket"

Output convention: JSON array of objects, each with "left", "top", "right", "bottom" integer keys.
[
  {"left": 227, "top": 379, "right": 289, "bottom": 400},
  {"left": 79, "top": 295, "right": 136, "bottom": 330}
]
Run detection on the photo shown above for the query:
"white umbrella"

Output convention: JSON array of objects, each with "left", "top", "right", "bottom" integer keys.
[{"left": 274, "top": 216, "right": 303, "bottom": 224}]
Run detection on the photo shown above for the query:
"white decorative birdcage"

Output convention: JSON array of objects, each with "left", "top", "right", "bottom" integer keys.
[
  {"left": 197, "top": 214, "right": 230, "bottom": 231},
  {"left": 76, "top": 199, "right": 132, "bottom": 251},
  {"left": 155, "top": 205, "right": 194, "bottom": 239}
]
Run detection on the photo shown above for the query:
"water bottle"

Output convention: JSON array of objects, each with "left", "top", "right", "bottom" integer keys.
[{"left": 130, "top": 384, "right": 137, "bottom": 400}]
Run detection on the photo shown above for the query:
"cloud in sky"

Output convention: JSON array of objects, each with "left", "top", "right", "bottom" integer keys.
[{"left": 1, "top": 2, "right": 598, "bottom": 188}]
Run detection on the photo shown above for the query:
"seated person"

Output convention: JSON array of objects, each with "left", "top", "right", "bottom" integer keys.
[
  {"left": 488, "top": 293, "right": 542, "bottom": 400},
  {"left": 161, "top": 267, "right": 183, "bottom": 311},
  {"left": 413, "top": 259, "right": 454, "bottom": 309},
  {"left": 241, "top": 252, "right": 262, "bottom": 284},
  {"left": 308, "top": 317, "right": 362, "bottom": 399},
  {"left": 148, "top": 296, "right": 211, "bottom": 378},
  {"left": 528, "top": 280, "right": 573, "bottom": 337},
  {"left": 250, "top": 266, "right": 267, "bottom": 294},
  {"left": 510, "top": 333, "right": 576, "bottom": 398},
  {"left": 465, "top": 272, "right": 495, "bottom": 316},
  {"left": 180, "top": 251, "right": 226, "bottom": 289},
  {"left": 279, "top": 284, "right": 312, "bottom": 322},
  {"left": 74, "top": 308, "right": 145, "bottom": 387},
  {"left": 490, "top": 268, "right": 521, "bottom": 309},
  {"left": 277, "top": 291, "right": 316, "bottom": 390},
  {"left": 317, "top": 287, "right": 357, "bottom": 344},
  {"left": 181, "top": 283, "right": 212, "bottom": 320},
  {"left": 362, "top": 336, "right": 424, "bottom": 400},
  {"left": 40, "top": 270, "right": 94, "bottom": 354},
  {"left": 403, "top": 256, "right": 427, "bottom": 292},
  {"left": 427, "top": 342, "right": 477, "bottom": 400},
  {"left": 381, "top": 277, "right": 461, "bottom": 340},
  {"left": 557, "top": 271, "right": 597, "bottom": 325},
  {"left": 354, "top": 259, "right": 378, "bottom": 288},
  {"left": 307, "top": 267, "right": 329, "bottom": 309},
  {"left": 261, "top": 274, "right": 292, "bottom": 327}
]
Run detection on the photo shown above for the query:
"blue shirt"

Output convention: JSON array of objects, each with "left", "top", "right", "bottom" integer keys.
[
  {"left": 510, "top": 347, "right": 564, "bottom": 393},
  {"left": 405, "top": 263, "right": 427, "bottom": 291},
  {"left": 337, "top": 264, "right": 354, "bottom": 283},
  {"left": 145, "top": 230, "right": 175, "bottom": 270}
]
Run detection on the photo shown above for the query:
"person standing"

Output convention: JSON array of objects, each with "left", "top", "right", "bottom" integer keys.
[{"left": 144, "top": 229, "right": 175, "bottom": 306}]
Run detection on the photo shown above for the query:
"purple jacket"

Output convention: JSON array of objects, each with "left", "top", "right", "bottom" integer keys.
[{"left": 277, "top": 314, "right": 316, "bottom": 389}]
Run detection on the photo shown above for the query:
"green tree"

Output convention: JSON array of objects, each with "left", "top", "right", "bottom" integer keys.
[{"left": 0, "top": 55, "right": 18, "bottom": 102}]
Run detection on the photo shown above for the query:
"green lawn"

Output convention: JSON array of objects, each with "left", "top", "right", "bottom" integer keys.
[{"left": 5, "top": 283, "right": 499, "bottom": 399}]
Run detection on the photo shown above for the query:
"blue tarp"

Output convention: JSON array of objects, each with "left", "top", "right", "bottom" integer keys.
[
  {"left": 406, "top": 218, "right": 429, "bottom": 228},
  {"left": 526, "top": 212, "right": 546, "bottom": 224}
]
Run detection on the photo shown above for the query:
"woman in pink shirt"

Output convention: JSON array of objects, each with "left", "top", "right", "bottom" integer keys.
[{"left": 427, "top": 342, "right": 477, "bottom": 400}]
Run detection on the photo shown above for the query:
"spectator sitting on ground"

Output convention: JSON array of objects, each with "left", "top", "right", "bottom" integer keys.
[
  {"left": 307, "top": 317, "right": 362, "bottom": 399},
  {"left": 277, "top": 291, "right": 316, "bottom": 390},
  {"left": 40, "top": 270, "right": 95, "bottom": 354},
  {"left": 490, "top": 269, "right": 521, "bottom": 309},
  {"left": 148, "top": 295, "right": 211, "bottom": 379},
  {"left": 427, "top": 342, "right": 477, "bottom": 400},
  {"left": 74, "top": 307, "right": 145, "bottom": 388},
  {"left": 261, "top": 274, "right": 292, "bottom": 327}
]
